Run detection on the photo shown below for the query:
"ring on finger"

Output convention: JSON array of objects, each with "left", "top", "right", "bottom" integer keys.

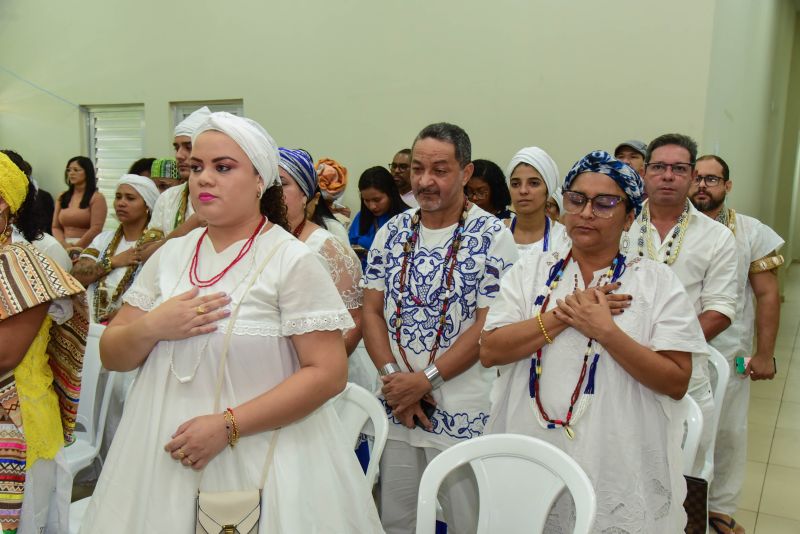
[
  {"left": 196, "top": 305, "right": 206, "bottom": 315},
  {"left": 178, "top": 448, "right": 186, "bottom": 459}
]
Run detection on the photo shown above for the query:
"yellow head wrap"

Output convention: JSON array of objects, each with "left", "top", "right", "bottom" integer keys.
[{"left": 0, "top": 153, "right": 29, "bottom": 214}]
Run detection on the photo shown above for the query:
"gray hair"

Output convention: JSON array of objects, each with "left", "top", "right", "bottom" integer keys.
[{"left": 412, "top": 122, "right": 471, "bottom": 168}]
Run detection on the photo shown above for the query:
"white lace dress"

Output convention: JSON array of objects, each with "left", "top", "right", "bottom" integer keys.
[
  {"left": 484, "top": 251, "right": 707, "bottom": 533},
  {"left": 79, "top": 224, "right": 384, "bottom": 533},
  {"left": 305, "top": 228, "right": 378, "bottom": 392}
]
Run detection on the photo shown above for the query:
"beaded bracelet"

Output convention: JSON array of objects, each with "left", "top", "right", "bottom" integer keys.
[
  {"left": 537, "top": 313, "right": 554, "bottom": 344},
  {"left": 223, "top": 407, "right": 240, "bottom": 447}
]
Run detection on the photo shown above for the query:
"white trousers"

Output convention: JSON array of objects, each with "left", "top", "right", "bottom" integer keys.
[
  {"left": 708, "top": 360, "right": 749, "bottom": 515},
  {"left": 689, "top": 379, "right": 716, "bottom": 478},
  {"left": 19, "top": 448, "right": 72, "bottom": 534},
  {"left": 379, "top": 439, "right": 478, "bottom": 534}
]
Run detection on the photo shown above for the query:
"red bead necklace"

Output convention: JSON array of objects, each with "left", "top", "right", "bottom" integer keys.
[
  {"left": 189, "top": 216, "right": 267, "bottom": 288},
  {"left": 292, "top": 218, "right": 306, "bottom": 238},
  {"left": 394, "top": 198, "right": 470, "bottom": 372}
]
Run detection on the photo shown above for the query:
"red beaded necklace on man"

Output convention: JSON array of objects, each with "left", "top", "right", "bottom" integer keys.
[
  {"left": 189, "top": 216, "right": 267, "bottom": 288},
  {"left": 393, "top": 198, "right": 470, "bottom": 372}
]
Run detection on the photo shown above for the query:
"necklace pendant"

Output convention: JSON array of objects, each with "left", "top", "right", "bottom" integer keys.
[{"left": 564, "top": 426, "right": 575, "bottom": 440}]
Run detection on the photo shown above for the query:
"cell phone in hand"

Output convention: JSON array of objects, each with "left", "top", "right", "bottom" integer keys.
[
  {"left": 735, "top": 356, "right": 751, "bottom": 375},
  {"left": 413, "top": 398, "right": 436, "bottom": 428}
]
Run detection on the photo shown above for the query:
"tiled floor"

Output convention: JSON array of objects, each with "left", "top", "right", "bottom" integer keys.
[{"left": 736, "top": 263, "right": 800, "bottom": 533}]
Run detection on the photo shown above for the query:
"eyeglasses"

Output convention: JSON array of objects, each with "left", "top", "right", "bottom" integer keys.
[
  {"left": 645, "top": 162, "right": 694, "bottom": 177},
  {"left": 562, "top": 190, "right": 626, "bottom": 219},
  {"left": 388, "top": 163, "right": 410, "bottom": 172},
  {"left": 465, "top": 188, "right": 490, "bottom": 200},
  {"left": 693, "top": 175, "right": 725, "bottom": 187}
]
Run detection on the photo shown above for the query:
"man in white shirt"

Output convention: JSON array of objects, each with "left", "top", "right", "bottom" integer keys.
[
  {"left": 390, "top": 148, "right": 418, "bottom": 208},
  {"left": 363, "top": 123, "right": 517, "bottom": 533},
  {"left": 139, "top": 107, "right": 211, "bottom": 262},
  {"left": 690, "top": 154, "right": 783, "bottom": 534},
  {"left": 627, "top": 133, "right": 738, "bottom": 478}
]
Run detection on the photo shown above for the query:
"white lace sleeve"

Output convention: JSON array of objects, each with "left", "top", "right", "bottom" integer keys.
[
  {"left": 317, "top": 236, "right": 363, "bottom": 310},
  {"left": 278, "top": 244, "right": 355, "bottom": 336}
]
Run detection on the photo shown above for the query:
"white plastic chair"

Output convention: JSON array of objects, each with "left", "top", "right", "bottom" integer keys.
[
  {"left": 700, "top": 346, "right": 730, "bottom": 480},
  {"left": 332, "top": 382, "right": 389, "bottom": 488},
  {"left": 680, "top": 395, "right": 704, "bottom": 476},
  {"left": 64, "top": 323, "right": 115, "bottom": 476},
  {"left": 416, "top": 434, "right": 596, "bottom": 534}
]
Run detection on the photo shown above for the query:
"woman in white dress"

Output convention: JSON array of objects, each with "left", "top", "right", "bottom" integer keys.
[
  {"left": 503, "top": 147, "right": 568, "bottom": 254},
  {"left": 481, "top": 151, "right": 707, "bottom": 533},
  {"left": 79, "top": 112, "right": 383, "bottom": 533},
  {"left": 72, "top": 174, "right": 161, "bottom": 324},
  {"left": 278, "top": 147, "right": 378, "bottom": 392}
]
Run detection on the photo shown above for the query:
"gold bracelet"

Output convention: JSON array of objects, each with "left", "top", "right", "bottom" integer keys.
[
  {"left": 223, "top": 408, "right": 240, "bottom": 447},
  {"left": 537, "top": 313, "right": 554, "bottom": 344}
]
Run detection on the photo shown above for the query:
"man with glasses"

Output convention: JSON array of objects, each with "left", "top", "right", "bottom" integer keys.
[
  {"left": 690, "top": 154, "right": 783, "bottom": 534},
  {"left": 389, "top": 148, "right": 418, "bottom": 208},
  {"left": 626, "top": 133, "right": 738, "bottom": 481}
]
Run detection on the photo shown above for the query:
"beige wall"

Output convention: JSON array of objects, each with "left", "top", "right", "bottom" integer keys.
[
  {"left": 1, "top": 0, "right": 716, "bottom": 213},
  {"left": 702, "top": 0, "right": 798, "bottom": 226},
  {"left": 2, "top": 0, "right": 798, "bottom": 249}
]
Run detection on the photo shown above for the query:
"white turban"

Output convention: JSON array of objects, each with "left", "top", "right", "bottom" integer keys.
[
  {"left": 174, "top": 106, "right": 212, "bottom": 137},
  {"left": 118, "top": 174, "right": 160, "bottom": 211},
  {"left": 552, "top": 186, "right": 564, "bottom": 213},
  {"left": 193, "top": 112, "right": 280, "bottom": 188},
  {"left": 505, "top": 147, "right": 560, "bottom": 197}
]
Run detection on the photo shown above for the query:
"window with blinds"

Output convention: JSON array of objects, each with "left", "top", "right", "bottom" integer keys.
[
  {"left": 171, "top": 100, "right": 244, "bottom": 131},
  {"left": 83, "top": 105, "right": 145, "bottom": 230}
]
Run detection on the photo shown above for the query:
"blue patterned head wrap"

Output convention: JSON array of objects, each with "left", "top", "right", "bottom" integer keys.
[
  {"left": 563, "top": 150, "right": 644, "bottom": 216},
  {"left": 278, "top": 148, "right": 317, "bottom": 198}
]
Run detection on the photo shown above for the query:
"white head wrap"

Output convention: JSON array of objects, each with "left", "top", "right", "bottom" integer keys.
[
  {"left": 173, "top": 106, "right": 212, "bottom": 137},
  {"left": 551, "top": 186, "right": 564, "bottom": 213},
  {"left": 118, "top": 174, "right": 160, "bottom": 211},
  {"left": 192, "top": 112, "right": 280, "bottom": 188},
  {"left": 505, "top": 147, "right": 560, "bottom": 196}
]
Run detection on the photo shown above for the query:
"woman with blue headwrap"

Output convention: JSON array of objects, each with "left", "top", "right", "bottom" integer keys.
[{"left": 480, "top": 151, "right": 707, "bottom": 532}]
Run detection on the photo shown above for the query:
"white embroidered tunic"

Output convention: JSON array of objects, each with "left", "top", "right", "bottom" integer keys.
[
  {"left": 362, "top": 204, "right": 518, "bottom": 450},
  {"left": 484, "top": 251, "right": 707, "bottom": 533},
  {"left": 79, "top": 224, "right": 384, "bottom": 533}
]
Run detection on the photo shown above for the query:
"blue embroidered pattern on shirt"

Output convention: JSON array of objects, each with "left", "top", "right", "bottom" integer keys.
[
  {"left": 364, "top": 212, "right": 511, "bottom": 356},
  {"left": 380, "top": 399, "right": 489, "bottom": 440}
]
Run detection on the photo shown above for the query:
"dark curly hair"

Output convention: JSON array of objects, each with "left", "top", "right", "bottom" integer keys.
[
  {"left": 260, "top": 185, "right": 289, "bottom": 231},
  {"left": 60, "top": 156, "right": 98, "bottom": 209},
  {"left": 0, "top": 150, "right": 43, "bottom": 242}
]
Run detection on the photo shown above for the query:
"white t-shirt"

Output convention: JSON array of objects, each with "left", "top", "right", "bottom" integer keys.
[
  {"left": 507, "top": 217, "right": 570, "bottom": 256},
  {"left": 149, "top": 183, "right": 194, "bottom": 234},
  {"left": 710, "top": 211, "right": 784, "bottom": 361},
  {"left": 362, "top": 204, "right": 518, "bottom": 450},
  {"left": 484, "top": 251, "right": 707, "bottom": 533}
]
